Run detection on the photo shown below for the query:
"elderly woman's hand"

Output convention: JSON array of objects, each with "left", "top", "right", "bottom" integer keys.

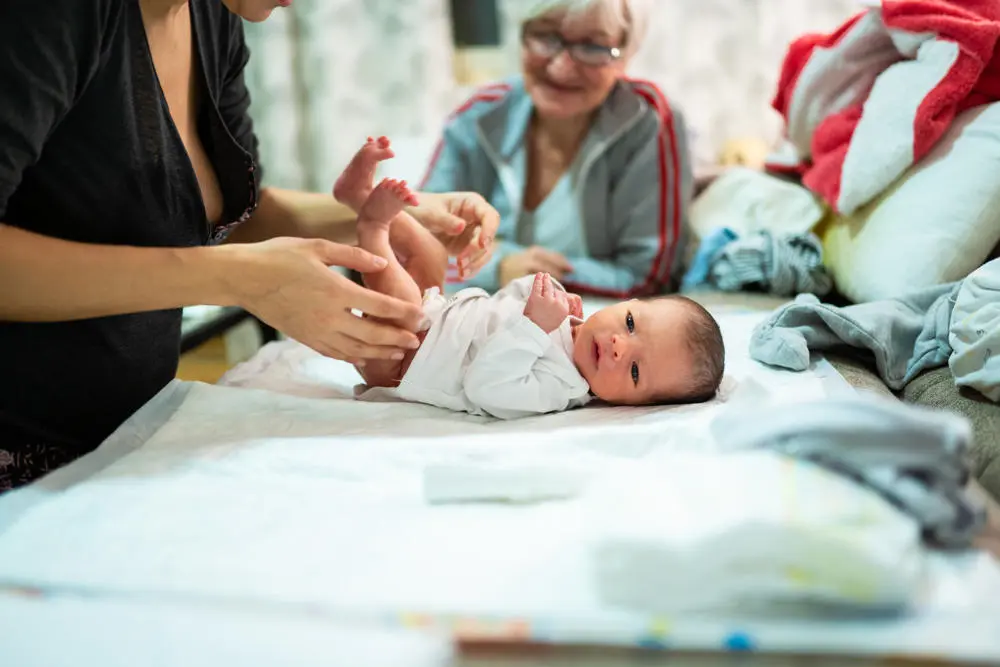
[
  {"left": 407, "top": 191, "right": 499, "bottom": 280},
  {"left": 499, "top": 246, "right": 574, "bottom": 287},
  {"left": 225, "top": 238, "right": 422, "bottom": 366}
]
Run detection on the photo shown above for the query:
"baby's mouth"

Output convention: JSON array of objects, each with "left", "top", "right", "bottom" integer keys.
[{"left": 593, "top": 339, "right": 601, "bottom": 367}]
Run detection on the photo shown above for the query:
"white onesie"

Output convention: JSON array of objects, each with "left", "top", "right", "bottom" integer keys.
[{"left": 358, "top": 275, "right": 591, "bottom": 419}]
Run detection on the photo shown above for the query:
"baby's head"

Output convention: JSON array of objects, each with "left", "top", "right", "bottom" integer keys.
[{"left": 571, "top": 295, "right": 725, "bottom": 405}]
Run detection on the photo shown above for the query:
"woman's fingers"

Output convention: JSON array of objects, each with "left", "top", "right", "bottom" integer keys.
[
  {"left": 335, "top": 309, "right": 420, "bottom": 351},
  {"left": 318, "top": 330, "right": 410, "bottom": 362},
  {"left": 338, "top": 279, "right": 422, "bottom": 328},
  {"left": 464, "top": 248, "right": 491, "bottom": 277},
  {"left": 408, "top": 193, "right": 466, "bottom": 235},
  {"left": 451, "top": 192, "right": 500, "bottom": 248},
  {"left": 457, "top": 245, "right": 490, "bottom": 277},
  {"left": 315, "top": 240, "right": 388, "bottom": 273},
  {"left": 472, "top": 201, "right": 499, "bottom": 248}
]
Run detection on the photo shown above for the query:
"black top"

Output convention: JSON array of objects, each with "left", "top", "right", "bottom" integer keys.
[{"left": 0, "top": 0, "right": 261, "bottom": 457}]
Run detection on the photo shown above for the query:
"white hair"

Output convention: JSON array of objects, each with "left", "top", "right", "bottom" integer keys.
[{"left": 517, "top": 0, "right": 652, "bottom": 56}]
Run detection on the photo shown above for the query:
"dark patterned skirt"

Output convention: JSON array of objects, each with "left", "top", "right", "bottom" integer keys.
[{"left": 0, "top": 444, "right": 77, "bottom": 493}]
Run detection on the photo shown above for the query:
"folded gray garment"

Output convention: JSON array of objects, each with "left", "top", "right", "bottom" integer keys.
[
  {"left": 712, "top": 396, "right": 985, "bottom": 549},
  {"left": 708, "top": 230, "right": 833, "bottom": 297},
  {"left": 949, "top": 259, "right": 1000, "bottom": 401},
  {"left": 750, "top": 284, "right": 958, "bottom": 390}
]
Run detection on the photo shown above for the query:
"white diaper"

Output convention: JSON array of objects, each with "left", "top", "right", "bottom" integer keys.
[{"left": 417, "top": 287, "right": 449, "bottom": 333}]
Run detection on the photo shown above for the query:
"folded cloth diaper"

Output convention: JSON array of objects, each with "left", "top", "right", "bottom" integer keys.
[
  {"left": 711, "top": 396, "right": 985, "bottom": 549},
  {"left": 587, "top": 397, "right": 986, "bottom": 615},
  {"left": 587, "top": 449, "right": 926, "bottom": 614}
]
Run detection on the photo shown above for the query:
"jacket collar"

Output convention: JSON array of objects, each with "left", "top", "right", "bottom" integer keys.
[{"left": 476, "top": 78, "right": 646, "bottom": 164}]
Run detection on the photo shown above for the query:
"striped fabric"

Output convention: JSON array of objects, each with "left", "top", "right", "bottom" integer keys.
[
  {"left": 766, "top": 0, "right": 1000, "bottom": 215},
  {"left": 706, "top": 231, "right": 832, "bottom": 297}
]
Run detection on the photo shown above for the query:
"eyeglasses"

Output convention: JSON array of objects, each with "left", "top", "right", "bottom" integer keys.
[{"left": 521, "top": 25, "right": 624, "bottom": 67}]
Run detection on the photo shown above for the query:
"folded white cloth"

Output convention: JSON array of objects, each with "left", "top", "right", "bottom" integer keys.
[
  {"left": 423, "top": 463, "right": 589, "bottom": 505},
  {"left": 587, "top": 451, "right": 925, "bottom": 614}
]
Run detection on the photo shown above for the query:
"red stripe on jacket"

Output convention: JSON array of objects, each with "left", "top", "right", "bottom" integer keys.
[
  {"left": 418, "top": 83, "right": 513, "bottom": 190},
  {"left": 564, "top": 78, "right": 680, "bottom": 299},
  {"left": 422, "top": 84, "right": 513, "bottom": 283}
]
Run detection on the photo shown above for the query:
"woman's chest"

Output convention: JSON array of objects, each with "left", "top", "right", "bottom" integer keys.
[
  {"left": 141, "top": 8, "right": 224, "bottom": 226},
  {"left": 7, "top": 11, "right": 249, "bottom": 247}
]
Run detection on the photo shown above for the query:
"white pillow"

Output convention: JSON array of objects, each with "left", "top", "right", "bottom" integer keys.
[
  {"left": 821, "top": 102, "right": 1000, "bottom": 303},
  {"left": 686, "top": 167, "right": 826, "bottom": 270}
]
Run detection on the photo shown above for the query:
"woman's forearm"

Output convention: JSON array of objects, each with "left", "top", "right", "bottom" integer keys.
[
  {"left": 0, "top": 223, "right": 242, "bottom": 322},
  {"left": 227, "top": 187, "right": 358, "bottom": 245}
]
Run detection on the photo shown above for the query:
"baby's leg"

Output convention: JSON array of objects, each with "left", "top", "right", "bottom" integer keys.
[
  {"left": 333, "top": 136, "right": 448, "bottom": 295},
  {"left": 356, "top": 177, "right": 423, "bottom": 325},
  {"left": 392, "top": 209, "right": 449, "bottom": 294},
  {"left": 333, "top": 136, "right": 393, "bottom": 211},
  {"left": 352, "top": 178, "right": 425, "bottom": 389}
]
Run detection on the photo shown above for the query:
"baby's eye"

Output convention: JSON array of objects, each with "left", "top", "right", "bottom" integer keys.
[
  {"left": 631, "top": 362, "right": 639, "bottom": 386},
  {"left": 625, "top": 311, "right": 634, "bottom": 333}
]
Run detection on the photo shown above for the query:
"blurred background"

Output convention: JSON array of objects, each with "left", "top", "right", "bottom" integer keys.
[{"left": 241, "top": 0, "right": 864, "bottom": 193}]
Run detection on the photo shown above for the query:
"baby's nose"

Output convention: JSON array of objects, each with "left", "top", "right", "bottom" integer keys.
[{"left": 611, "top": 334, "right": 628, "bottom": 361}]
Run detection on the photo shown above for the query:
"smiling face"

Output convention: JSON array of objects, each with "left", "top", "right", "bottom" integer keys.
[
  {"left": 571, "top": 298, "right": 696, "bottom": 405},
  {"left": 520, "top": 3, "right": 629, "bottom": 120}
]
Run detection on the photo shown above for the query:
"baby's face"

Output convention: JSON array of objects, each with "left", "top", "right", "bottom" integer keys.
[{"left": 571, "top": 299, "right": 694, "bottom": 405}]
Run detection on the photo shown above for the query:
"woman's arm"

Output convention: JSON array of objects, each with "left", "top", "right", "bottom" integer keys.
[
  {"left": 225, "top": 187, "right": 359, "bottom": 245},
  {"left": 0, "top": 223, "right": 236, "bottom": 321},
  {"left": 0, "top": 222, "right": 421, "bottom": 361}
]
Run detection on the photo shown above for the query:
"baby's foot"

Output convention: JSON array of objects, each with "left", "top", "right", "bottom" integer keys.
[
  {"left": 333, "top": 136, "right": 394, "bottom": 210},
  {"left": 358, "top": 178, "right": 419, "bottom": 231}
]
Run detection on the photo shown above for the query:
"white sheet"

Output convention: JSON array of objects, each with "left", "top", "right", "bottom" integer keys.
[
  {"left": 0, "top": 310, "right": 998, "bottom": 663},
  {"left": 0, "top": 593, "right": 451, "bottom": 667}
]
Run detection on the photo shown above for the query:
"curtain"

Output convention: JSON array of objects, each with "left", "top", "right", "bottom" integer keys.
[
  {"left": 242, "top": 0, "right": 864, "bottom": 190},
  {"left": 243, "top": 0, "right": 456, "bottom": 191},
  {"left": 500, "top": 0, "right": 864, "bottom": 166}
]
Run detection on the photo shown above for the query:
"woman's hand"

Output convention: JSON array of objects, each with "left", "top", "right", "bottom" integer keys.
[
  {"left": 499, "top": 246, "right": 574, "bottom": 287},
  {"left": 407, "top": 191, "right": 499, "bottom": 280},
  {"left": 224, "top": 238, "right": 422, "bottom": 365},
  {"left": 523, "top": 272, "right": 570, "bottom": 333}
]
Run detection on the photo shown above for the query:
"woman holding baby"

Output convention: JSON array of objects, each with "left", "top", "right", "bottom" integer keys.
[
  {"left": 422, "top": 0, "right": 693, "bottom": 298},
  {"left": 0, "top": 0, "right": 499, "bottom": 489}
]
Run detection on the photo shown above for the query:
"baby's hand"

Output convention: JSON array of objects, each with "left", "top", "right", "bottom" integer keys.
[
  {"left": 567, "top": 293, "right": 583, "bottom": 320},
  {"left": 523, "top": 272, "right": 570, "bottom": 333}
]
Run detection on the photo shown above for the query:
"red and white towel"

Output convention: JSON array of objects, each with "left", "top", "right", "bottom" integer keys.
[{"left": 766, "top": 0, "right": 1000, "bottom": 214}]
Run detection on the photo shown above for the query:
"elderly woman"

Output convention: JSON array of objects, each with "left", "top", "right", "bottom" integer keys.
[
  {"left": 421, "top": 0, "right": 693, "bottom": 297},
  {"left": 0, "top": 0, "right": 498, "bottom": 490}
]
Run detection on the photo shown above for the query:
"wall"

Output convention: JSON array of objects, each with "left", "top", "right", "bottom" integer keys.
[
  {"left": 242, "top": 0, "right": 864, "bottom": 191},
  {"left": 497, "top": 0, "right": 864, "bottom": 166},
  {"left": 242, "top": 0, "right": 456, "bottom": 191}
]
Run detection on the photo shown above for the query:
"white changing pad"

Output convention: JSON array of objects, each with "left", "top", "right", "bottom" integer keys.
[{"left": 1, "top": 311, "right": 998, "bottom": 663}]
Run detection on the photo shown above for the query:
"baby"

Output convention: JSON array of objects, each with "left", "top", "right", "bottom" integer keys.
[{"left": 333, "top": 137, "right": 726, "bottom": 419}]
